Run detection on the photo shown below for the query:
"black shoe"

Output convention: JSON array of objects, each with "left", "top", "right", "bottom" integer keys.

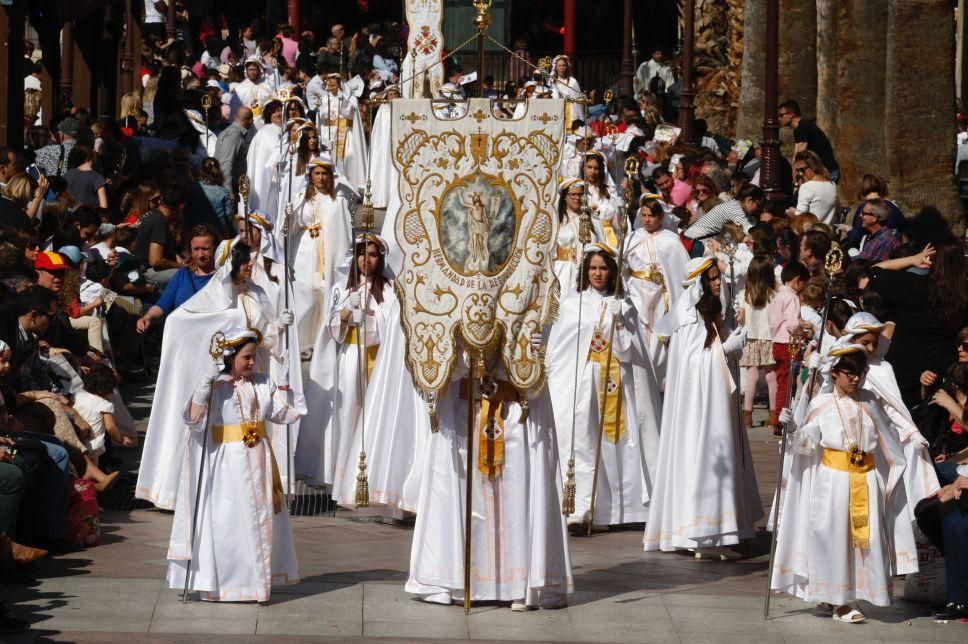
[
  {"left": 934, "top": 603, "right": 968, "bottom": 622},
  {"left": 0, "top": 612, "right": 29, "bottom": 633}
]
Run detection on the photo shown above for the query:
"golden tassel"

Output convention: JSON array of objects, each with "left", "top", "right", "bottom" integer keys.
[
  {"left": 355, "top": 451, "right": 370, "bottom": 508},
  {"left": 561, "top": 457, "right": 576, "bottom": 516},
  {"left": 361, "top": 179, "right": 375, "bottom": 231}
]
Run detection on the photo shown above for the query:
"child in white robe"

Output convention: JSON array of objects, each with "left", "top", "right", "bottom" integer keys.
[
  {"left": 167, "top": 326, "right": 305, "bottom": 603},
  {"left": 771, "top": 344, "right": 915, "bottom": 623}
]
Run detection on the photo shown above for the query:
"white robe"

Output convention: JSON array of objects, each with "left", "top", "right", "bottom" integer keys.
[
  {"left": 369, "top": 102, "right": 395, "bottom": 209},
  {"left": 315, "top": 92, "right": 368, "bottom": 190},
  {"left": 166, "top": 373, "right": 303, "bottom": 602},
  {"left": 332, "top": 285, "right": 429, "bottom": 511},
  {"left": 230, "top": 79, "right": 276, "bottom": 123},
  {"left": 585, "top": 183, "right": 624, "bottom": 247},
  {"left": 623, "top": 228, "right": 689, "bottom": 387},
  {"left": 545, "top": 289, "right": 661, "bottom": 526},
  {"left": 245, "top": 123, "right": 282, "bottom": 216},
  {"left": 770, "top": 391, "right": 912, "bottom": 607},
  {"left": 405, "top": 360, "right": 573, "bottom": 606},
  {"left": 644, "top": 306, "right": 762, "bottom": 551},
  {"left": 286, "top": 191, "right": 353, "bottom": 353},
  {"left": 550, "top": 76, "right": 585, "bottom": 127},
  {"left": 135, "top": 266, "right": 286, "bottom": 510}
]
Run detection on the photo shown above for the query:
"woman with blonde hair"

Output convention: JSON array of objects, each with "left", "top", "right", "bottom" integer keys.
[
  {"left": 142, "top": 76, "right": 159, "bottom": 126},
  {"left": 788, "top": 150, "right": 838, "bottom": 224},
  {"left": 0, "top": 173, "right": 46, "bottom": 229}
]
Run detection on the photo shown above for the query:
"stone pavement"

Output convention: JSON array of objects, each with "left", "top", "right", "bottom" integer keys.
[{"left": 3, "top": 402, "right": 963, "bottom": 642}]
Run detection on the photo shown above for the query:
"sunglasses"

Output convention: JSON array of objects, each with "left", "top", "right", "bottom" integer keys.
[
  {"left": 695, "top": 188, "right": 711, "bottom": 195},
  {"left": 959, "top": 341, "right": 968, "bottom": 352},
  {"left": 835, "top": 369, "right": 863, "bottom": 380}
]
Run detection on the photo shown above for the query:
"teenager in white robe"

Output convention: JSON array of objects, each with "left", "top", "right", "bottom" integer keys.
[
  {"left": 270, "top": 120, "right": 319, "bottom": 227},
  {"left": 548, "top": 55, "right": 585, "bottom": 128},
  {"left": 771, "top": 346, "right": 915, "bottom": 622},
  {"left": 167, "top": 327, "right": 304, "bottom": 602},
  {"left": 136, "top": 245, "right": 293, "bottom": 510},
  {"left": 245, "top": 100, "right": 283, "bottom": 216},
  {"left": 553, "top": 179, "right": 604, "bottom": 292},
  {"left": 546, "top": 245, "right": 661, "bottom": 528},
  {"left": 330, "top": 235, "right": 428, "bottom": 509},
  {"left": 405, "top": 347, "right": 573, "bottom": 610},
  {"left": 284, "top": 154, "right": 353, "bottom": 354},
  {"left": 624, "top": 200, "right": 689, "bottom": 386},
  {"left": 558, "top": 128, "right": 594, "bottom": 180},
  {"left": 581, "top": 151, "right": 624, "bottom": 248},
  {"left": 230, "top": 59, "right": 278, "bottom": 122},
  {"left": 369, "top": 85, "right": 400, "bottom": 209},
  {"left": 644, "top": 257, "right": 762, "bottom": 556},
  {"left": 314, "top": 73, "right": 368, "bottom": 190}
]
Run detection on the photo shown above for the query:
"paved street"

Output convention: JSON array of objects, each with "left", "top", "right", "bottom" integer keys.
[{"left": 2, "top": 388, "right": 962, "bottom": 643}]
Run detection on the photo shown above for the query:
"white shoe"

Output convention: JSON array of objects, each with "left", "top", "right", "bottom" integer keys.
[
  {"left": 695, "top": 546, "right": 741, "bottom": 560},
  {"left": 832, "top": 605, "right": 866, "bottom": 623},
  {"left": 510, "top": 601, "right": 533, "bottom": 612},
  {"left": 421, "top": 591, "right": 454, "bottom": 605}
]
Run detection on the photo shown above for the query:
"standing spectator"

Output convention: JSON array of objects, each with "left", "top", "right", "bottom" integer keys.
[
  {"left": 788, "top": 150, "right": 838, "bottom": 224},
  {"left": 142, "top": 0, "right": 168, "bottom": 41},
  {"left": 214, "top": 107, "right": 254, "bottom": 196},
  {"left": 856, "top": 198, "right": 900, "bottom": 262},
  {"left": 778, "top": 99, "right": 840, "bottom": 183},
  {"left": 134, "top": 191, "right": 183, "bottom": 289},
  {"left": 652, "top": 167, "right": 691, "bottom": 208},
  {"left": 64, "top": 143, "right": 108, "bottom": 209},
  {"left": 277, "top": 25, "right": 298, "bottom": 68},
  {"left": 33, "top": 118, "right": 80, "bottom": 178},
  {"left": 768, "top": 261, "right": 809, "bottom": 434},
  {"left": 738, "top": 255, "right": 778, "bottom": 429},
  {"left": 868, "top": 238, "right": 968, "bottom": 405},
  {"left": 184, "top": 158, "right": 234, "bottom": 232},
  {"left": 316, "top": 36, "right": 341, "bottom": 72}
]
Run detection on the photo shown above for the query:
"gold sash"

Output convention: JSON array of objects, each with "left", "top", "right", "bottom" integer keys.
[
  {"left": 556, "top": 246, "right": 576, "bottom": 261},
  {"left": 629, "top": 266, "right": 670, "bottom": 312},
  {"left": 344, "top": 326, "right": 379, "bottom": 378},
  {"left": 302, "top": 222, "right": 325, "bottom": 282},
  {"left": 601, "top": 219, "right": 618, "bottom": 248},
  {"left": 822, "top": 447, "right": 875, "bottom": 549},
  {"left": 460, "top": 377, "right": 520, "bottom": 479},
  {"left": 212, "top": 421, "right": 284, "bottom": 514},
  {"left": 588, "top": 331, "right": 625, "bottom": 442}
]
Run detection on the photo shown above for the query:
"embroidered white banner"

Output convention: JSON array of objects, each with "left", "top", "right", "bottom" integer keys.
[
  {"left": 391, "top": 98, "right": 566, "bottom": 398},
  {"left": 401, "top": 0, "right": 445, "bottom": 98}
]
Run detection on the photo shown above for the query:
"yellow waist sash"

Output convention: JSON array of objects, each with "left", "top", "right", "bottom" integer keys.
[
  {"left": 556, "top": 246, "right": 576, "bottom": 261},
  {"left": 588, "top": 332, "right": 625, "bottom": 443},
  {"left": 601, "top": 219, "right": 618, "bottom": 248},
  {"left": 460, "top": 377, "right": 520, "bottom": 479},
  {"left": 344, "top": 326, "right": 379, "bottom": 378},
  {"left": 212, "top": 421, "right": 284, "bottom": 514},
  {"left": 629, "top": 266, "right": 670, "bottom": 312},
  {"left": 822, "top": 447, "right": 875, "bottom": 549}
]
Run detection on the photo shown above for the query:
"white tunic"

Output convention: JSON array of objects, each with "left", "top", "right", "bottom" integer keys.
[
  {"left": 369, "top": 102, "right": 396, "bottom": 209},
  {"left": 623, "top": 228, "right": 689, "bottom": 387},
  {"left": 644, "top": 307, "right": 762, "bottom": 551},
  {"left": 315, "top": 92, "right": 368, "bottom": 190},
  {"left": 166, "top": 374, "right": 303, "bottom": 602},
  {"left": 545, "top": 289, "right": 661, "bottom": 526},
  {"left": 230, "top": 79, "right": 276, "bottom": 122},
  {"left": 405, "top": 360, "right": 573, "bottom": 606},
  {"left": 553, "top": 210, "right": 604, "bottom": 294},
  {"left": 245, "top": 123, "right": 283, "bottom": 216},
  {"left": 585, "top": 183, "right": 624, "bottom": 247},
  {"left": 771, "top": 391, "right": 909, "bottom": 606},
  {"left": 549, "top": 76, "right": 585, "bottom": 126}
]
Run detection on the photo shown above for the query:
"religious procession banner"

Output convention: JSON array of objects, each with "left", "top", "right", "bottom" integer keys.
[
  {"left": 391, "top": 98, "right": 566, "bottom": 407},
  {"left": 401, "top": 0, "right": 444, "bottom": 98}
]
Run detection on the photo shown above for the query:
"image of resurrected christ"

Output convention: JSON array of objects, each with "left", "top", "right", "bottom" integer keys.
[{"left": 459, "top": 189, "right": 494, "bottom": 272}]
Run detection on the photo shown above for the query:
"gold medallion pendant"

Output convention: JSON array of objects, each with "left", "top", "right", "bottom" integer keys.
[
  {"left": 241, "top": 420, "right": 262, "bottom": 448},
  {"left": 590, "top": 330, "right": 608, "bottom": 354},
  {"left": 848, "top": 445, "right": 867, "bottom": 467}
]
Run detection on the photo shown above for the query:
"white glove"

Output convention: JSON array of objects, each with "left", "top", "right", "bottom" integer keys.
[
  {"left": 607, "top": 298, "right": 623, "bottom": 316},
  {"left": 192, "top": 360, "right": 223, "bottom": 405},
  {"left": 807, "top": 352, "right": 821, "bottom": 371},
  {"left": 348, "top": 309, "right": 363, "bottom": 326},
  {"left": 721, "top": 326, "right": 748, "bottom": 355},
  {"left": 279, "top": 309, "right": 294, "bottom": 326},
  {"left": 346, "top": 290, "right": 362, "bottom": 310},
  {"left": 530, "top": 331, "right": 543, "bottom": 349},
  {"left": 778, "top": 407, "right": 793, "bottom": 426}
]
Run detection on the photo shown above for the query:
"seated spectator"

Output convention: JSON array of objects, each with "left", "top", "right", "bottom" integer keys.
[
  {"left": 134, "top": 191, "right": 184, "bottom": 289},
  {"left": 856, "top": 198, "right": 900, "bottom": 262},
  {"left": 64, "top": 143, "right": 108, "bottom": 209},
  {"left": 915, "top": 477, "right": 968, "bottom": 622},
  {"left": 184, "top": 158, "right": 234, "bottom": 233},
  {"left": 916, "top": 327, "right": 968, "bottom": 473},
  {"left": 0, "top": 173, "right": 45, "bottom": 231}
]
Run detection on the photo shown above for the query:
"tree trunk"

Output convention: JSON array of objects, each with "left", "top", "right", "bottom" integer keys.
[
  {"left": 815, "top": 0, "right": 838, "bottom": 136},
  {"left": 736, "top": 0, "right": 765, "bottom": 139},
  {"left": 885, "top": 0, "right": 959, "bottom": 225},
  {"left": 693, "top": 0, "right": 730, "bottom": 136},
  {"left": 834, "top": 0, "right": 888, "bottom": 204},
  {"left": 778, "top": 0, "right": 817, "bottom": 117}
]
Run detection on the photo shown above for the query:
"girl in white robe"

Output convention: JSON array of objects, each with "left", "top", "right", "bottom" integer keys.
[
  {"left": 553, "top": 179, "right": 604, "bottom": 293},
  {"left": 581, "top": 151, "right": 624, "bottom": 248},
  {"left": 644, "top": 257, "right": 762, "bottom": 556},
  {"left": 167, "top": 327, "right": 305, "bottom": 602},
  {"left": 548, "top": 55, "right": 585, "bottom": 128},
  {"left": 771, "top": 345, "right": 913, "bottom": 621},
  {"left": 405, "top": 350, "right": 573, "bottom": 610},
  {"left": 546, "top": 245, "right": 661, "bottom": 528},
  {"left": 624, "top": 201, "right": 689, "bottom": 386},
  {"left": 286, "top": 154, "right": 353, "bottom": 354}
]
